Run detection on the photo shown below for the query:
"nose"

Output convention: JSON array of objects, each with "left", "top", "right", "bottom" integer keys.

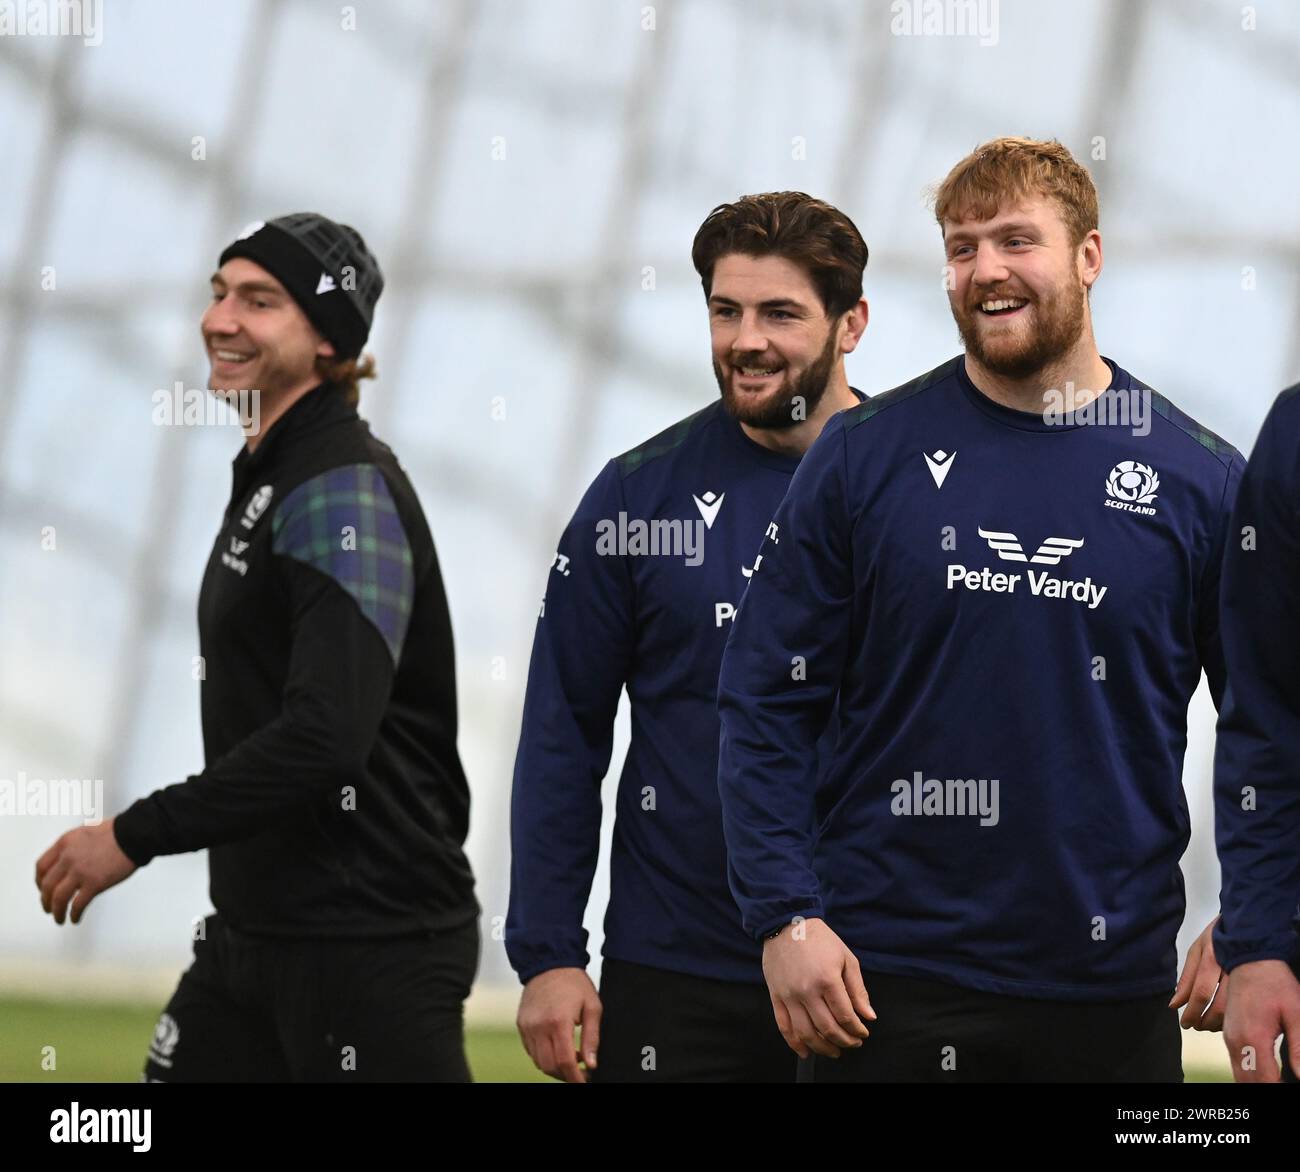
[
  {"left": 731, "top": 310, "right": 769, "bottom": 357},
  {"left": 202, "top": 293, "right": 239, "bottom": 338},
  {"left": 971, "top": 241, "right": 1010, "bottom": 290}
]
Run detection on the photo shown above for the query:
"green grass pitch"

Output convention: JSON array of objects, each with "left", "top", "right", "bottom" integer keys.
[
  {"left": 0, "top": 998, "right": 549, "bottom": 1083},
  {"left": 0, "top": 997, "right": 1228, "bottom": 1083}
]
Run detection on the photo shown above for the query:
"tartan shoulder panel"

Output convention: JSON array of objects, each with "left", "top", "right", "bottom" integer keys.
[
  {"left": 844, "top": 356, "right": 961, "bottom": 432},
  {"left": 615, "top": 402, "right": 718, "bottom": 478},
  {"left": 271, "top": 463, "right": 415, "bottom": 665},
  {"left": 1145, "top": 384, "right": 1241, "bottom": 469}
]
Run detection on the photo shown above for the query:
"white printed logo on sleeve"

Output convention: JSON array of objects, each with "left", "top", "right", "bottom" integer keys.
[{"left": 146, "top": 1012, "right": 180, "bottom": 1069}]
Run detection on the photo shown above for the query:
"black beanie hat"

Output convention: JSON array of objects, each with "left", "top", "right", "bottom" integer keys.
[{"left": 218, "top": 213, "right": 384, "bottom": 360}]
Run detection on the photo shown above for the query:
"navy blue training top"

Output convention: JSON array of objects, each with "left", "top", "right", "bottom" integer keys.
[
  {"left": 505, "top": 392, "right": 860, "bottom": 984},
  {"left": 1214, "top": 383, "right": 1300, "bottom": 971},
  {"left": 718, "top": 356, "right": 1242, "bottom": 1001}
]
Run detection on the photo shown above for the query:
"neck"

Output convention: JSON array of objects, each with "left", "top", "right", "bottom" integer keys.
[
  {"left": 963, "top": 331, "right": 1112, "bottom": 417},
  {"left": 244, "top": 378, "right": 322, "bottom": 453},
  {"left": 739, "top": 366, "right": 859, "bottom": 458}
]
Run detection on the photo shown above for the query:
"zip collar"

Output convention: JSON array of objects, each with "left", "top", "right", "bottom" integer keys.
[{"left": 228, "top": 383, "right": 355, "bottom": 506}]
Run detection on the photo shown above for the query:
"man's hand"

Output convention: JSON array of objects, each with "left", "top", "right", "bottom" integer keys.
[
  {"left": 1222, "top": 959, "right": 1300, "bottom": 1083},
  {"left": 516, "top": 967, "right": 602, "bottom": 1083},
  {"left": 35, "top": 818, "right": 136, "bottom": 925},
  {"left": 762, "top": 916, "right": 875, "bottom": 1059},
  {"left": 1170, "top": 916, "right": 1226, "bottom": 1031}
]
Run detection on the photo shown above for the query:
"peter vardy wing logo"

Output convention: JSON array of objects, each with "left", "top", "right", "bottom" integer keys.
[
  {"left": 693, "top": 490, "right": 725, "bottom": 529},
  {"left": 923, "top": 449, "right": 955, "bottom": 489},
  {"left": 952, "top": 527, "right": 1106, "bottom": 609},
  {"left": 1104, "top": 461, "right": 1160, "bottom": 516},
  {"left": 977, "top": 528, "right": 1085, "bottom": 565}
]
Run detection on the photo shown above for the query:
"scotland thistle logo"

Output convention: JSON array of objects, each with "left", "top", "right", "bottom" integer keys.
[{"left": 1104, "top": 461, "right": 1160, "bottom": 516}]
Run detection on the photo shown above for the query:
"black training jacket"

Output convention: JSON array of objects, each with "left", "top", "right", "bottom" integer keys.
[{"left": 114, "top": 383, "right": 479, "bottom": 937}]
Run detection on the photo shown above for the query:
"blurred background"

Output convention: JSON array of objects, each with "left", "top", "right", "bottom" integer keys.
[{"left": 0, "top": 0, "right": 1296, "bottom": 1080}]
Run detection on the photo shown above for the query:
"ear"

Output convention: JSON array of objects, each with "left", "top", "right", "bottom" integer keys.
[
  {"left": 839, "top": 298, "right": 869, "bottom": 354},
  {"left": 1079, "top": 228, "right": 1103, "bottom": 290},
  {"left": 316, "top": 337, "right": 336, "bottom": 359}
]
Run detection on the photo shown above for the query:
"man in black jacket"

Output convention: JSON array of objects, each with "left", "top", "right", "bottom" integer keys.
[{"left": 35, "top": 213, "right": 479, "bottom": 1082}]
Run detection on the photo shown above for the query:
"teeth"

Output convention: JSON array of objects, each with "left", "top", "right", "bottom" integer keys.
[
  {"left": 981, "top": 299, "right": 1027, "bottom": 312},
  {"left": 739, "top": 367, "right": 780, "bottom": 376},
  {"left": 215, "top": 350, "right": 252, "bottom": 361}
]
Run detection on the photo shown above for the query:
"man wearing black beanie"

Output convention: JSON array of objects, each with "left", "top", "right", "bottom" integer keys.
[
  {"left": 210, "top": 212, "right": 386, "bottom": 416},
  {"left": 36, "top": 213, "right": 481, "bottom": 1082}
]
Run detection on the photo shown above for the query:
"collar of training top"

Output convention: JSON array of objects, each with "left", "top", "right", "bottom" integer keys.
[
  {"left": 228, "top": 382, "right": 354, "bottom": 503},
  {"left": 955, "top": 356, "right": 1128, "bottom": 434}
]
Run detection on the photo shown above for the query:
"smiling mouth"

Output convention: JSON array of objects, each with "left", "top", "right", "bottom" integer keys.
[
  {"left": 734, "top": 365, "right": 784, "bottom": 382},
  {"left": 211, "top": 349, "right": 255, "bottom": 366},
  {"left": 977, "top": 297, "right": 1028, "bottom": 317}
]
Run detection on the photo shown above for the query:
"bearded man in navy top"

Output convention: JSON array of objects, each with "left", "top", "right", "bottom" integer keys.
[
  {"left": 718, "top": 138, "right": 1240, "bottom": 1083},
  {"left": 507, "top": 192, "right": 869, "bottom": 1082}
]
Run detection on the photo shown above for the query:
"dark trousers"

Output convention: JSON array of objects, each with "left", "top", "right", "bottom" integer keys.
[
  {"left": 591, "top": 957, "right": 797, "bottom": 1082},
  {"left": 799, "top": 969, "right": 1182, "bottom": 1083},
  {"left": 143, "top": 913, "right": 479, "bottom": 1082}
]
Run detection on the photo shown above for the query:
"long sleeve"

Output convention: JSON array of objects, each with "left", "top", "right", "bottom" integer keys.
[
  {"left": 716, "top": 415, "right": 855, "bottom": 940},
  {"left": 113, "top": 466, "right": 408, "bottom": 865},
  {"left": 1194, "top": 451, "right": 1245, "bottom": 708},
  {"left": 1213, "top": 389, "right": 1300, "bottom": 970},
  {"left": 505, "top": 461, "right": 634, "bottom": 983}
]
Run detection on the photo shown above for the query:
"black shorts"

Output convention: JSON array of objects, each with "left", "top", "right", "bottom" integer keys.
[
  {"left": 143, "top": 913, "right": 479, "bottom": 1082},
  {"left": 798, "top": 969, "right": 1182, "bottom": 1083},
  {"left": 590, "top": 957, "right": 797, "bottom": 1083}
]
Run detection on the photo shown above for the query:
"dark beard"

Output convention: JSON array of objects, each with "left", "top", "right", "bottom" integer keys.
[
  {"left": 955, "top": 281, "right": 1086, "bottom": 380},
  {"left": 715, "top": 327, "right": 839, "bottom": 430}
]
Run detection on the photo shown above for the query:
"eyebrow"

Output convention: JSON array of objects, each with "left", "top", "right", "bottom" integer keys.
[
  {"left": 708, "top": 295, "right": 810, "bottom": 311},
  {"left": 944, "top": 221, "right": 1041, "bottom": 243},
  {"left": 209, "top": 273, "right": 287, "bottom": 296}
]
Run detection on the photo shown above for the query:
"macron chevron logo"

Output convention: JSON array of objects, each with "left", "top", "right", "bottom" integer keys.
[
  {"left": 978, "top": 528, "right": 1084, "bottom": 565},
  {"left": 693, "top": 491, "right": 725, "bottom": 529},
  {"left": 923, "top": 449, "right": 955, "bottom": 488}
]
